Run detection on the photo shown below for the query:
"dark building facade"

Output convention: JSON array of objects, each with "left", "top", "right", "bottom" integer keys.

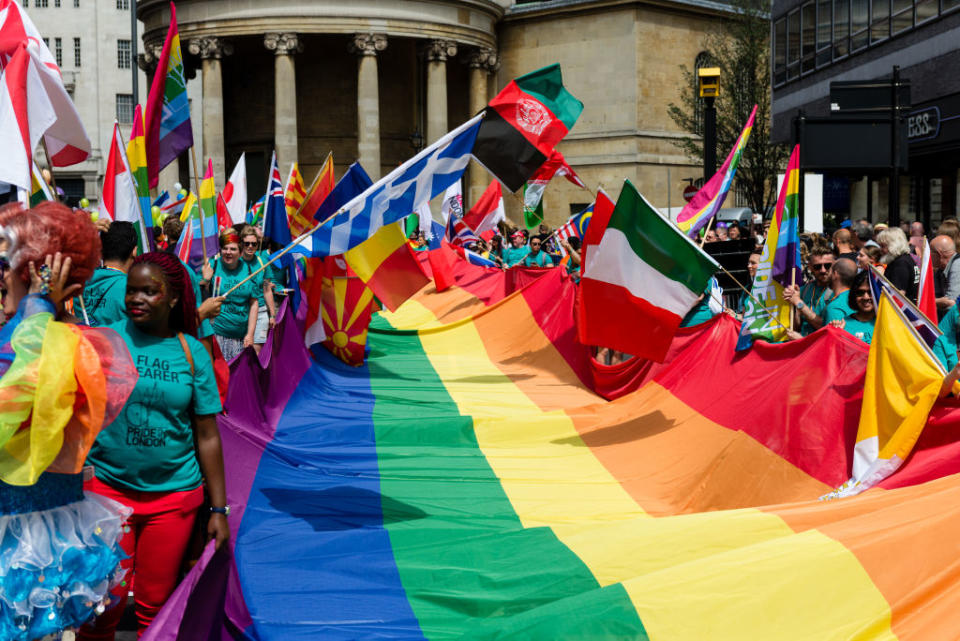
[{"left": 771, "top": 0, "right": 960, "bottom": 226}]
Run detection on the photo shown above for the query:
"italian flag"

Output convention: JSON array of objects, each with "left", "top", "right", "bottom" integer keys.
[{"left": 578, "top": 180, "right": 718, "bottom": 362}]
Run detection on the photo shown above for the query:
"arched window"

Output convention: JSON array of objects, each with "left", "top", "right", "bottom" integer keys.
[{"left": 694, "top": 51, "right": 711, "bottom": 135}]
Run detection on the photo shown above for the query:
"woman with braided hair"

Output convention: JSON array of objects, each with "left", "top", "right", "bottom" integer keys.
[{"left": 80, "top": 252, "right": 228, "bottom": 641}]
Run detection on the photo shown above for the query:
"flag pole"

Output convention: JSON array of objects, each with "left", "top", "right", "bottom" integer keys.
[
  {"left": 189, "top": 146, "right": 208, "bottom": 261},
  {"left": 39, "top": 139, "right": 60, "bottom": 203}
]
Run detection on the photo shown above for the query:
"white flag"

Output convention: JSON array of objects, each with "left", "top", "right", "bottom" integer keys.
[
  {"left": 223, "top": 153, "right": 247, "bottom": 225},
  {"left": 440, "top": 179, "right": 463, "bottom": 224}
]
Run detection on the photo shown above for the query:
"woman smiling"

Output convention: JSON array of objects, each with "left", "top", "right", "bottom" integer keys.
[
  {"left": 80, "top": 252, "right": 227, "bottom": 640},
  {"left": 200, "top": 228, "right": 258, "bottom": 361}
]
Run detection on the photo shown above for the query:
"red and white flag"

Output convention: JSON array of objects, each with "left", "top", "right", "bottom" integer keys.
[
  {"left": 0, "top": 0, "right": 58, "bottom": 70},
  {"left": 523, "top": 149, "right": 586, "bottom": 213},
  {"left": 222, "top": 152, "right": 247, "bottom": 225},
  {"left": 0, "top": 43, "right": 89, "bottom": 190},
  {"left": 462, "top": 181, "right": 505, "bottom": 237},
  {"left": 99, "top": 123, "right": 141, "bottom": 225},
  {"left": 918, "top": 237, "right": 937, "bottom": 323}
]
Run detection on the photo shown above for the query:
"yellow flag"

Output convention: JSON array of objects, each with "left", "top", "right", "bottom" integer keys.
[{"left": 826, "top": 291, "right": 944, "bottom": 498}]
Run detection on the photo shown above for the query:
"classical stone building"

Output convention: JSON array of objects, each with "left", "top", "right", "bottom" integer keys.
[{"left": 135, "top": 0, "right": 735, "bottom": 227}]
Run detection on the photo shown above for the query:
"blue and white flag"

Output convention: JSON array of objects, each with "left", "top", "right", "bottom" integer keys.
[{"left": 301, "top": 115, "right": 482, "bottom": 257}]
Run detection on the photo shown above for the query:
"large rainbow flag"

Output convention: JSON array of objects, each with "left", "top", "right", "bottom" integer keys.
[{"left": 144, "top": 262, "right": 960, "bottom": 641}]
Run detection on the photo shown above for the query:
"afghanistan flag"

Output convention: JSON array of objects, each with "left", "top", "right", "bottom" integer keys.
[
  {"left": 472, "top": 64, "right": 583, "bottom": 193},
  {"left": 578, "top": 180, "right": 719, "bottom": 362}
]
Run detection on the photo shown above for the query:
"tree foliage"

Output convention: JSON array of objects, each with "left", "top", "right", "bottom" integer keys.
[{"left": 667, "top": 0, "right": 788, "bottom": 215}]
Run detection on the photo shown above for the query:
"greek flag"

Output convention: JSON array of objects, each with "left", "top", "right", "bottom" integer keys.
[{"left": 303, "top": 115, "right": 482, "bottom": 257}]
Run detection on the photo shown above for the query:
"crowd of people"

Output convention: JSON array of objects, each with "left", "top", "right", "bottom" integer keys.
[{"left": 7, "top": 193, "right": 960, "bottom": 640}]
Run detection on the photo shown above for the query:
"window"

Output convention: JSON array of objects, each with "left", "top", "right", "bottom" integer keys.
[
  {"left": 116, "top": 0, "right": 129, "bottom": 8},
  {"left": 54, "top": 0, "right": 59, "bottom": 6},
  {"left": 73, "top": 37, "right": 80, "bottom": 67},
  {"left": 817, "top": 0, "right": 832, "bottom": 66},
  {"left": 34, "top": 0, "right": 47, "bottom": 7},
  {"left": 116, "top": 94, "right": 133, "bottom": 124},
  {"left": 892, "top": 0, "right": 913, "bottom": 32},
  {"left": 693, "top": 52, "right": 711, "bottom": 134},
  {"left": 833, "top": 0, "right": 850, "bottom": 57},
  {"left": 801, "top": 2, "right": 816, "bottom": 72},
  {"left": 851, "top": 0, "right": 869, "bottom": 50},
  {"left": 73, "top": 0, "right": 78, "bottom": 6},
  {"left": 774, "top": 18, "right": 787, "bottom": 85},
  {"left": 871, "top": 0, "right": 890, "bottom": 41},
  {"left": 54, "top": 37, "right": 61, "bottom": 67},
  {"left": 916, "top": 0, "right": 938, "bottom": 21},
  {"left": 42, "top": 37, "right": 48, "bottom": 47},
  {"left": 117, "top": 39, "right": 131, "bottom": 69},
  {"left": 945, "top": 0, "right": 960, "bottom": 11},
  {"left": 787, "top": 10, "right": 801, "bottom": 80}
]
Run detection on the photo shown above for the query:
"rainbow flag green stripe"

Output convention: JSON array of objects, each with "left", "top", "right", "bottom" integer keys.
[{"left": 368, "top": 323, "right": 650, "bottom": 639}]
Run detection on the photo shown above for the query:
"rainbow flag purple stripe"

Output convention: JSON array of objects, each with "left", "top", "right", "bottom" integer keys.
[
  {"left": 771, "top": 144, "right": 802, "bottom": 287},
  {"left": 675, "top": 105, "right": 757, "bottom": 238}
]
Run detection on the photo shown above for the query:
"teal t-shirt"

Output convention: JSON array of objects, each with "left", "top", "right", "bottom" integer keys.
[
  {"left": 934, "top": 305, "right": 960, "bottom": 370},
  {"left": 521, "top": 251, "right": 553, "bottom": 268},
  {"left": 242, "top": 252, "right": 269, "bottom": 308},
  {"left": 180, "top": 257, "right": 213, "bottom": 340},
  {"left": 799, "top": 282, "right": 832, "bottom": 335},
  {"left": 77, "top": 267, "right": 127, "bottom": 327},
  {"left": 842, "top": 313, "right": 875, "bottom": 344},
  {"left": 823, "top": 292, "right": 855, "bottom": 323},
  {"left": 86, "top": 321, "right": 223, "bottom": 492},
  {"left": 208, "top": 258, "right": 258, "bottom": 338},
  {"left": 502, "top": 246, "right": 529, "bottom": 267}
]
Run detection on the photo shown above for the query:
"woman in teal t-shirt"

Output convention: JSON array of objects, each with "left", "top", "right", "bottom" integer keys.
[
  {"left": 199, "top": 229, "right": 258, "bottom": 361},
  {"left": 828, "top": 271, "right": 876, "bottom": 344},
  {"left": 82, "top": 252, "right": 227, "bottom": 639}
]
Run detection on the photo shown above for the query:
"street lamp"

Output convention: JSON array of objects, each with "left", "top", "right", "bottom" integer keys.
[{"left": 698, "top": 67, "right": 721, "bottom": 181}]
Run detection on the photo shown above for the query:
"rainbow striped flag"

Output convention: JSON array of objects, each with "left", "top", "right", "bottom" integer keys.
[
  {"left": 146, "top": 267, "right": 960, "bottom": 640},
  {"left": 24, "top": 162, "right": 53, "bottom": 206},
  {"left": 144, "top": 1, "right": 193, "bottom": 189},
  {"left": 126, "top": 104, "right": 153, "bottom": 251},
  {"left": 772, "top": 144, "right": 802, "bottom": 287},
  {"left": 675, "top": 104, "right": 757, "bottom": 238}
]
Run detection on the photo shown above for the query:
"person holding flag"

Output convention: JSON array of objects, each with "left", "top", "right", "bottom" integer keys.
[
  {"left": 239, "top": 224, "right": 277, "bottom": 354},
  {"left": 199, "top": 229, "right": 259, "bottom": 361}
]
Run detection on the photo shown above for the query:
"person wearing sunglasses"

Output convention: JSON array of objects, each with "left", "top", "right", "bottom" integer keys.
[
  {"left": 827, "top": 271, "right": 876, "bottom": 344},
  {"left": 199, "top": 229, "right": 258, "bottom": 361},
  {"left": 238, "top": 225, "right": 276, "bottom": 354},
  {"left": 783, "top": 246, "right": 835, "bottom": 335}
]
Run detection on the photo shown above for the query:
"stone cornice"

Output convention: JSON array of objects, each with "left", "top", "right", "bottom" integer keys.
[
  {"left": 424, "top": 39, "right": 458, "bottom": 62},
  {"left": 138, "top": 1, "right": 502, "bottom": 51},
  {"left": 464, "top": 46, "right": 499, "bottom": 71}
]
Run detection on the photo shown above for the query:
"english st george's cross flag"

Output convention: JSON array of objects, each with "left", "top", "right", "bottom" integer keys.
[
  {"left": 675, "top": 105, "right": 757, "bottom": 238},
  {"left": 472, "top": 64, "right": 583, "bottom": 192},
  {"left": 736, "top": 145, "right": 798, "bottom": 350},
  {"left": 0, "top": 42, "right": 90, "bottom": 190},
  {"left": 825, "top": 291, "right": 947, "bottom": 499},
  {"left": 100, "top": 122, "right": 151, "bottom": 254},
  {"left": 144, "top": 1, "right": 192, "bottom": 189},
  {"left": 578, "top": 179, "right": 719, "bottom": 362}
]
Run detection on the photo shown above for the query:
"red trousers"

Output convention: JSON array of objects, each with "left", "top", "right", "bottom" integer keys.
[{"left": 78, "top": 477, "right": 204, "bottom": 640}]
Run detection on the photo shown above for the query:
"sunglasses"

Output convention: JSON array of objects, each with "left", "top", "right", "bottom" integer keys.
[
  {"left": 812, "top": 263, "right": 834, "bottom": 271},
  {"left": 242, "top": 241, "right": 259, "bottom": 247},
  {"left": 854, "top": 289, "right": 872, "bottom": 298}
]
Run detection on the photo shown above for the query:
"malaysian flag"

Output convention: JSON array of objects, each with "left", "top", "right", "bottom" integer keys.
[
  {"left": 556, "top": 203, "right": 593, "bottom": 244},
  {"left": 867, "top": 265, "right": 941, "bottom": 347},
  {"left": 445, "top": 211, "right": 480, "bottom": 247}
]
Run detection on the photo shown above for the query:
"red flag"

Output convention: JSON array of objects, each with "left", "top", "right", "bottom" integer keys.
[
  {"left": 427, "top": 243, "right": 459, "bottom": 292},
  {"left": 462, "top": 182, "right": 506, "bottom": 237},
  {"left": 215, "top": 193, "right": 233, "bottom": 231},
  {"left": 918, "top": 237, "right": 937, "bottom": 323}
]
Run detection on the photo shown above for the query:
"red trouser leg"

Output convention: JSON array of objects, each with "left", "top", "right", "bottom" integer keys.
[{"left": 77, "top": 477, "right": 204, "bottom": 641}]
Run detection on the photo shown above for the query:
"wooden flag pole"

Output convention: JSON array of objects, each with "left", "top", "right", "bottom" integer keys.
[{"left": 39, "top": 139, "right": 60, "bottom": 203}]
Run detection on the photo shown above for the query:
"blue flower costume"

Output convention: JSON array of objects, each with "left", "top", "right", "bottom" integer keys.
[{"left": 0, "top": 295, "right": 137, "bottom": 640}]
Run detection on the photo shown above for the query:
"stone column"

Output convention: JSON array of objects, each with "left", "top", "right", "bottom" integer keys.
[
  {"left": 424, "top": 40, "right": 457, "bottom": 144},
  {"left": 188, "top": 37, "right": 232, "bottom": 184},
  {"left": 465, "top": 47, "right": 498, "bottom": 206},
  {"left": 351, "top": 33, "right": 387, "bottom": 181},
  {"left": 264, "top": 33, "right": 303, "bottom": 169}
]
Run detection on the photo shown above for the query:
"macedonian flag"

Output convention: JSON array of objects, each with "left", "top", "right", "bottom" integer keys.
[{"left": 319, "top": 263, "right": 374, "bottom": 367}]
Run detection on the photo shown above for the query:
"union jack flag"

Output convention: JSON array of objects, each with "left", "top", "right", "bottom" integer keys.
[
  {"left": 263, "top": 151, "right": 290, "bottom": 243},
  {"left": 867, "top": 265, "right": 941, "bottom": 347},
  {"left": 445, "top": 211, "right": 479, "bottom": 247}
]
